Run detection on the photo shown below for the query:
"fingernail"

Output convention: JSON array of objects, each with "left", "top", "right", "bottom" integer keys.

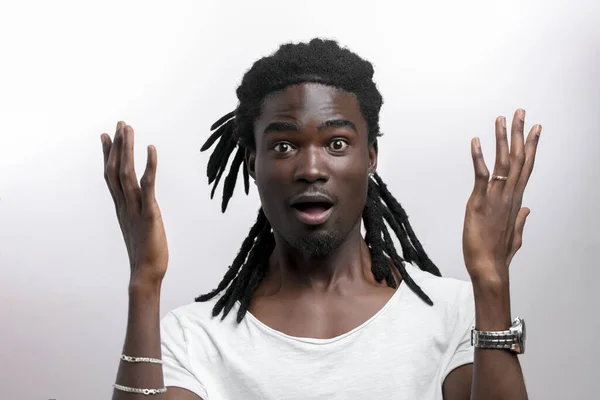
[
  {"left": 536, "top": 125, "right": 542, "bottom": 136},
  {"left": 475, "top": 137, "right": 481, "bottom": 148},
  {"left": 501, "top": 117, "right": 506, "bottom": 128}
]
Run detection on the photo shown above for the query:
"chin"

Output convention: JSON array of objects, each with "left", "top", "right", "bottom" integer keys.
[{"left": 291, "top": 230, "right": 343, "bottom": 258}]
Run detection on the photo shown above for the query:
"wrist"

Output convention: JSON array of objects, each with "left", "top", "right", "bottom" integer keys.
[
  {"left": 128, "top": 279, "right": 162, "bottom": 300},
  {"left": 471, "top": 274, "right": 512, "bottom": 331}
]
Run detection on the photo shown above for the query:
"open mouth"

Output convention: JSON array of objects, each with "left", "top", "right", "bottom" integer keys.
[
  {"left": 290, "top": 200, "right": 334, "bottom": 225},
  {"left": 292, "top": 202, "right": 333, "bottom": 213}
]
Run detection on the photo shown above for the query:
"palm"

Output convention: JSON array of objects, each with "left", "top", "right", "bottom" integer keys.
[
  {"left": 462, "top": 109, "right": 541, "bottom": 279},
  {"left": 101, "top": 122, "right": 169, "bottom": 286}
]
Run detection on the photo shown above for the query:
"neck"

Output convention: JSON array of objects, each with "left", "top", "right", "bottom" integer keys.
[{"left": 266, "top": 224, "right": 380, "bottom": 296}]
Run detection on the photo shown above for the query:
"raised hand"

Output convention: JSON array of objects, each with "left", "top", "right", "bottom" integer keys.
[
  {"left": 101, "top": 122, "right": 168, "bottom": 288},
  {"left": 462, "top": 109, "right": 541, "bottom": 282}
]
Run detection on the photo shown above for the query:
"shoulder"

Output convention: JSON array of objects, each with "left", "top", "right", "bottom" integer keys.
[
  {"left": 398, "top": 264, "right": 475, "bottom": 369},
  {"left": 404, "top": 263, "right": 473, "bottom": 305},
  {"left": 161, "top": 294, "right": 242, "bottom": 344},
  {"left": 163, "top": 295, "right": 229, "bottom": 328},
  {"left": 401, "top": 263, "right": 475, "bottom": 330}
]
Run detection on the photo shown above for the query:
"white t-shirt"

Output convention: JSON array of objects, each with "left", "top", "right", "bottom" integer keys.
[{"left": 161, "top": 263, "right": 475, "bottom": 400}]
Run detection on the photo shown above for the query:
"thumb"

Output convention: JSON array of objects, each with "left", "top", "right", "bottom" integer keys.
[
  {"left": 141, "top": 145, "right": 158, "bottom": 213},
  {"left": 507, "top": 207, "right": 530, "bottom": 266}
]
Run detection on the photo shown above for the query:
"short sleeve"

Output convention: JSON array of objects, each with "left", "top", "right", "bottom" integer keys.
[
  {"left": 161, "top": 311, "right": 208, "bottom": 399},
  {"left": 442, "top": 282, "right": 476, "bottom": 380}
]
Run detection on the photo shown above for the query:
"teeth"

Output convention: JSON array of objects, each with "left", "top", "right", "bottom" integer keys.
[{"left": 294, "top": 202, "right": 331, "bottom": 211}]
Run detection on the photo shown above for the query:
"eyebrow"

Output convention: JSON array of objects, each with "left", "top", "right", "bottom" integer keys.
[{"left": 263, "top": 119, "right": 358, "bottom": 134}]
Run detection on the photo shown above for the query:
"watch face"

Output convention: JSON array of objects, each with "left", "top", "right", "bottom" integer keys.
[
  {"left": 521, "top": 319, "right": 526, "bottom": 353},
  {"left": 513, "top": 317, "right": 526, "bottom": 354}
]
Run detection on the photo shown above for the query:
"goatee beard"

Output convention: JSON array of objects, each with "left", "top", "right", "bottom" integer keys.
[{"left": 293, "top": 231, "right": 342, "bottom": 257}]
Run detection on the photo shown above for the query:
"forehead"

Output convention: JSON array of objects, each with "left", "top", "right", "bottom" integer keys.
[{"left": 257, "top": 83, "right": 365, "bottom": 125}]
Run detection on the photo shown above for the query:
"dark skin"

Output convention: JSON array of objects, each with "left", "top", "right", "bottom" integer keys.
[
  {"left": 105, "top": 82, "right": 537, "bottom": 399},
  {"left": 246, "top": 83, "right": 402, "bottom": 339},
  {"left": 245, "top": 83, "right": 470, "bottom": 398}
]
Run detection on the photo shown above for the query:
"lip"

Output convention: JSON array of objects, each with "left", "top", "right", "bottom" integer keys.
[
  {"left": 289, "top": 193, "right": 334, "bottom": 206},
  {"left": 289, "top": 193, "right": 335, "bottom": 226},
  {"left": 293, "top": 206, "right": 333, "bottom": 226}
]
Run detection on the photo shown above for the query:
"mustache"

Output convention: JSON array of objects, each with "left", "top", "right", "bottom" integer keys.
[{"left": 286, "top": 186, "right": 337, "bottom": 205}]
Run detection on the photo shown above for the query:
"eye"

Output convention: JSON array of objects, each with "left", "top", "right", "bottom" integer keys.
[
  {"left": 272, "top": 142, "right": 295, "bottom": 153},
  {"left": 328, "top": 139, "right": 348, "bottom": 152}
]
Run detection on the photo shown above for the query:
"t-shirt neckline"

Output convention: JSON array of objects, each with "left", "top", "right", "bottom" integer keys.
[{"left": 237, "top": 280, "right": 406, "bottom": 345}]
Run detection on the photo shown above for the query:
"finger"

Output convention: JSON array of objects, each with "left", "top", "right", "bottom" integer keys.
[
  {"left": 140, "top": 145, "right": 158, "bottom": 214},
  {"left": 120, "top": 125, "right": 142, "bottom": 212},
  {"left": 488, "top": 116, "right": 510, "bottom": 195},
  {"left": 507, "top": 124, "right": 541, "bottom": 248},
  {"left": 106, "top": 122, "right": 126, "bottom": 206},
  {"left": 101, "top": 133, "right": 112, "bottom": 166},
  {"left": 101, "top": 134, "right": 118, "bottom": 205},
  {"left": 504, "top": 109, "right": 526, "bottom": 193},
  {"left": 513, "top": 124, "right": 542, "bottom": 202},
  {"left": 507, "top": 207, "right": 530, "bottom": 266},
  {"left": 470, "top": 137, "right": 489, "bottom": 208}
]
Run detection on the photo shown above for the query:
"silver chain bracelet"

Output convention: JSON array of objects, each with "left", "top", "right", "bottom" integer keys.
[
  {"left": 113, "top": 383, "right": 167, "bottom": 395},
  {"left": 120, "top": 354, "right": 163, "bottom": 364}
]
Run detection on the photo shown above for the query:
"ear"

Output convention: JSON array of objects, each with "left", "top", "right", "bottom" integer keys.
[
  {"left": 245, "top": 147, "right": 256, "bottom": 181},
  {"left": 368, "top": 139, "right": 378, "bottom": 174}
]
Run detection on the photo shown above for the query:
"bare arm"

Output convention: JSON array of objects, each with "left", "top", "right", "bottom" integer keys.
[
  {"left": 469, "top": 280, "right": 527, "bottom": 399},
  {"left": 444, "top": 109, "right": 541, "bottom": 399},
  {"left": 442, "top": 281, "right": 527, "bottom": 400},
  {"left": 111, "top": 283, "right": 202, "bottom": 400},
  {"left": 102, "top": 122, "right": 203, "bottom": 400}
]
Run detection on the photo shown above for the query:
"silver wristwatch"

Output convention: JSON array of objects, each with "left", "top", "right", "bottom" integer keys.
[{"left": 471, "top": 317, "right": 526, "bottom": 354}]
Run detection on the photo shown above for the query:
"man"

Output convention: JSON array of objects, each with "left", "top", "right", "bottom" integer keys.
[{"left": 103, "top": 39, "right": 540, "bottom": 399}]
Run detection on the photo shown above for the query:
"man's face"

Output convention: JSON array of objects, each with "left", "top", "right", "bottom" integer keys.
[{"left": 248, "top": 83, "right": 377, "bottom": 256}]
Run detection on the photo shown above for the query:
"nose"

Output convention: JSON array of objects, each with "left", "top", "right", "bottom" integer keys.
[{"left": 293, "top": 145, "right": 330, "bottom": 183}]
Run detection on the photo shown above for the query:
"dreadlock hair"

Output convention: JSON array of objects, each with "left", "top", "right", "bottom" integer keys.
[{"left": 196, "top": 38, "right": 441, "bottom": 323}]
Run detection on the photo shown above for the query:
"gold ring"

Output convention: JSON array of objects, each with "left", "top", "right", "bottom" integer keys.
[{"left": 492, "top": 175, "right": 508, "bottom": 181}]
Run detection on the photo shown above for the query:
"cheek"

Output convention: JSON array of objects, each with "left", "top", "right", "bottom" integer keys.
[
  {"left": 253, "top": 151, "right": 273, "bottom": 188},
  {"left": 333, "top": 154, "right": 370, "bottom": 216},
  {"left": 254, "top": 159, "right": 288, "bottom": 214},
  {"left": 256, "top": 166, "right": 285, "bottom": 195},
  {"left": 336, "top": 150, "right": 370, "bottom": 185},
  {"left": 254, "top": 149, "right": 294, "bottom": 189}
]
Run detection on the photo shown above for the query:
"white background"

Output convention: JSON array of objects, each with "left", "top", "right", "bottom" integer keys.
[{"left": 0, "top": 0, "right": 598, "bottom": 399}]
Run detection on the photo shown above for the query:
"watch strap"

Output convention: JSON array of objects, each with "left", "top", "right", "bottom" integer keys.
[
  {"left": 470, "top": 317, "right": 525, "bottom": 354},
  {"left": 471, "top": 328, "right": 518, "bottom": 349}
]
